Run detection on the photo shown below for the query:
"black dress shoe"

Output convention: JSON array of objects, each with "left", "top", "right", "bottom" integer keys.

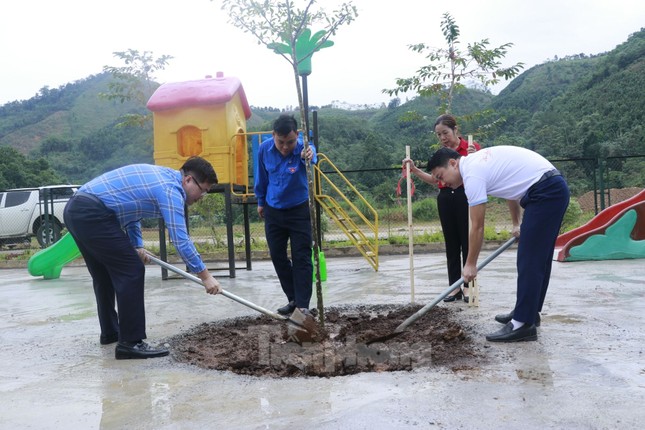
[
  {"left": 277, "top": 301, "right": 297, "bottom": 315},
  {"left": 100, "top": 333, "right": 119, "bottom": 345},
  {"left": 486, "top": 322, "right": 537, "bottom": 342},
  {"left": 495, "top": 310, "right": 541, "bottom": 327},
  {"left": 443, "top": 290, "right": 463, "bottom": 302},
  {"left": 115, "top": 341, "right": 169, "bottom": 359}
]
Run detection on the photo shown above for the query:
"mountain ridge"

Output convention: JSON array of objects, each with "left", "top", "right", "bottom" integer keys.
[{"left": 1, "top": 28, "right": 643, "bottom": 188}]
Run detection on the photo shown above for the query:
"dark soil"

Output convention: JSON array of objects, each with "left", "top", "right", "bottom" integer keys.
[{"left": 168, "top": 304, "right": 487, "bottom": 378}]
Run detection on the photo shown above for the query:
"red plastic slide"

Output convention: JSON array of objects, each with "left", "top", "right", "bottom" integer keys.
[{"left": 555, "top": 189, "right": 645, "bottom": 261}]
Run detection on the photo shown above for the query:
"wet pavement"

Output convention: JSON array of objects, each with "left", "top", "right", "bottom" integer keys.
[{"left": 1, "top": 247, "right": 644, "bottom": 429}]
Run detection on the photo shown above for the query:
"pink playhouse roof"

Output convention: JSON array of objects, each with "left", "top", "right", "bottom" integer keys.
[{"left": 146, "top": 72, "right": 252, "bottom": 119}]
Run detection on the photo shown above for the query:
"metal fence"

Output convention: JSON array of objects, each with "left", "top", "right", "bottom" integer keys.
[
  {"left": 160, "top": 153, "right": 645, "bottom": 257},
  {"left": 2, "top": 155, "right": 643, "bottom": 258}
]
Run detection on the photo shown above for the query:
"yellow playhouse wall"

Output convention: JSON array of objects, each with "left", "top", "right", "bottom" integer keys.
[{"left": 152, "top": 93, "right": 248, "bottom": 186}]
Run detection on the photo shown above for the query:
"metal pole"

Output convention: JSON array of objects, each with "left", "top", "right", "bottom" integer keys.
[
  {"left": 243, "top": 202, "right": 252, "bottom": 271},
  {"left": 224, "top": 185, "right": 235, "bottom": 278},
  {"left": 313, "top": 110, "right": 322, "bottom": 247},
  {"left": 42, "top": 189, "right": 51, "bottom": 246},
  {"left": 599, "top": 158, "right": 606, "bottom": 211},
  {"left": 158, "top": 218, "right": 168, "bottom": 280}
]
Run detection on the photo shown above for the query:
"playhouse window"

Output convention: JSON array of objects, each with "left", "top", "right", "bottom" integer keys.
[{"left": 177, "top": 126, "right": 203, "bottom": 157}]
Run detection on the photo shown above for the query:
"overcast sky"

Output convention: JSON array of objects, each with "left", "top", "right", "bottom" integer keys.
[{"left": 1, "top": 0, "right": 644, "bottom": 109}]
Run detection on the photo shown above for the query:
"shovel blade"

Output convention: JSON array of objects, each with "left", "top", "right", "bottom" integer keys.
[
  {"left": 287, "top": 308, "right": 320, "bottom": 344},
  {"left": 365, "top": 330, "right": 405, "bottom": 345}
]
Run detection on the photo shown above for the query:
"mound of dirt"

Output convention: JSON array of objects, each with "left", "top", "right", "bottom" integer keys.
[{"left": 167, "top": 305, "right": 486, "bottom": 378}]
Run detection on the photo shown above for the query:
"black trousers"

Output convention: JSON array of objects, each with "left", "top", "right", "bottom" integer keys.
[
  {"left": 437, "top": 186, "right": 470, "bottom": 288},
  {"left": 63, "top": 194, "right": 146, "bottom": 343},
  {"left": 264, "top": 202, "right": 313, "bottom": 309}
]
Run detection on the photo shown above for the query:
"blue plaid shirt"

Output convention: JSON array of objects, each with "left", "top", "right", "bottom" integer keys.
[{"left": 80, "top": 164, "right": 205, "bottom": 273}]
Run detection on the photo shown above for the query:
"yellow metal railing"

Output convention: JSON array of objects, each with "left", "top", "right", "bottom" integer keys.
[
  {"left": 228, "top": 131, "right": 272, "bottom": 200},
  {"left": 226, "top": 131, "right": 379, "bottom": 270},
  {"left": 314, "top": 153, "right": 379, "bottom": 271}
]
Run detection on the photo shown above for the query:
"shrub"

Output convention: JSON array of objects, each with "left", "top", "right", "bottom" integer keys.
[
  {"left": 560, "top": 199, "right": 583, "bottom": 233},
  {"left": 483, "top": 226, "right": 511, "bottom": 241},
  {"left": 379, "top": 205, "right": 407, "bottom": 222},
  {"left": 412, "top": 198, "right": 439, "bottom": 221},
  {"left": 354, "top": 194, "right": 377, "bottom": 218},
  {"left": 417, "top": 231, "right": 445, "bottom": 243}
]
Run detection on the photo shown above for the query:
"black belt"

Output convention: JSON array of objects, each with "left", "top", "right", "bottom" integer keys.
[
  {"left": 74, "top": 191, "right": 104, "bottom": 206},
  {"left": 529, "top": 169, "right": 561, "bottom": 192},
  {"left": 267, "top": 201, "right": 309, "bottom": 211}
]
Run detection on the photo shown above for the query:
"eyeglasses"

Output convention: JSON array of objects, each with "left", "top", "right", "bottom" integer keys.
[{"left": 189, "top": 175, "right": 208, "bottom": 197}]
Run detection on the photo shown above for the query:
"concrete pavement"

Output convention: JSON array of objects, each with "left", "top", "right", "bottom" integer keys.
[{"left": 1, "top": 248, "right": 644, "bottom": 429}]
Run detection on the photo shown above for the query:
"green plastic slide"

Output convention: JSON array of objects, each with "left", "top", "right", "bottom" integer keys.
[{"left": 27, "top": 232, "right": 81, "bottom": 279}]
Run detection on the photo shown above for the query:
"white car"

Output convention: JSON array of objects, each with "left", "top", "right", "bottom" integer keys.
[{"left": 0, "top": 185, "right": 78, "bottom": 248}]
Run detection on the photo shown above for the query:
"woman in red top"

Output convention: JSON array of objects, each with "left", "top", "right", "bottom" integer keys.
[{"left": 404, "top": 114, "right": 481, "bottom": 302}]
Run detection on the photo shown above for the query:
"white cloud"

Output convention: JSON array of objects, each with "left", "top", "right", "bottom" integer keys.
[{"left": 1, "top": 0, "right": 643, "bottom": 109}]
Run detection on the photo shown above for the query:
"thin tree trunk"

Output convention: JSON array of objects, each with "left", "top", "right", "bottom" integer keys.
[{"left": 292, "top": 64, "right": 324, "bottom": 328}]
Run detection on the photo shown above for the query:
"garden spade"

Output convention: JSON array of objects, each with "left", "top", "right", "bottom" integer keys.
[
  {"left": 367, "top": 237, "right": 517, "bottom": 344},
  {"left": 147, "top": 254, "right": 313, "bottom": 335},
  {"left": 287, "top": 308, "right": 322, "bottom": 343}
]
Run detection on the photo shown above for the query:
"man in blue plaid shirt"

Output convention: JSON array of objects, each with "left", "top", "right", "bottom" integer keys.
[{"left": 64, "top": 156, "right": 220, "bottom": 359}]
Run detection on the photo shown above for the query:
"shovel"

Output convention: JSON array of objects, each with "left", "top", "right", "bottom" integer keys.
[
  {"left": 146, "top": 254, "right": 312, "bottom": 334},
  {"left": 367, "top": 237, "right": 517, "bottom": 344}
]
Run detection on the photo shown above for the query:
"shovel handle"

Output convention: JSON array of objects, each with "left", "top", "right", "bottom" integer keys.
[
  {"left": 146, "top": 254, "right": 291, "bottom": 323},
  {"left": 394, "top": 237, "right": 518, "bottom": 333}
]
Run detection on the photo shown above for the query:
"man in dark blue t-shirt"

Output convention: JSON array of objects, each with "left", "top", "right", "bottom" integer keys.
[{"left": 254, "top": 114, "right": 317, "bottom": 316}]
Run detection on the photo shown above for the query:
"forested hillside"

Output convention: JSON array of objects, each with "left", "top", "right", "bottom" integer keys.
[
  {"left": 0, "top": 73, "right": 143, "bottom": 153},
  {"left": 493, "top": 29, "right": 645, "bottom": 158},
  {"left": 0, "top": 28, "right": 643, "bottom": 190}
]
